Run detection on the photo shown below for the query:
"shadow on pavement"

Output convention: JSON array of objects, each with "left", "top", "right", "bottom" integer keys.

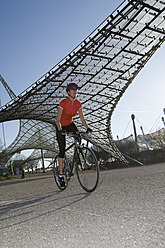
[{"left": 0, "top": 190, "right": 91, "bottom": 230}]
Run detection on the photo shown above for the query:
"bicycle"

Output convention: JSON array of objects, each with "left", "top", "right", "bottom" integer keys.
[{"left": 53, "top": 131, "right": 99, "bottom": 192}]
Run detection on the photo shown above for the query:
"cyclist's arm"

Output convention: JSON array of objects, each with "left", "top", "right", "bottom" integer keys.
[
  {"left": 55, "top": 107, "right": 63, "bottom": 131},
  {"left": 78, "top": 108, "right": 89, "bottom": 129}
]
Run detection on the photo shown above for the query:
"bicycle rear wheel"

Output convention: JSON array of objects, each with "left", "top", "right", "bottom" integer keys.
[
  {"left": 76, "top": 147, "right": 99, "bottom": 192},
  {"left": 53, "top": 156, "right": 67, "bottom": 190}
]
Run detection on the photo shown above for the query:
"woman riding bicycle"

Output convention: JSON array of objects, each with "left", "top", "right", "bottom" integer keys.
[{"left": 55, "top": 83, "right": 92, "bottom": 187}]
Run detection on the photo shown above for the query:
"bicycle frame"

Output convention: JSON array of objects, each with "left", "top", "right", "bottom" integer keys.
[
  {"left": 64, "top": 137, "right": 81, "bottom": 173},
  {"left": 53, "top": 131, "right": 99, "bottom": 192}
]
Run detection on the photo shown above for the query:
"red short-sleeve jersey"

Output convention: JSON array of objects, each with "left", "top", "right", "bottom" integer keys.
[{"left": 59, "top": 97, "right": 82, "bottom": 126}]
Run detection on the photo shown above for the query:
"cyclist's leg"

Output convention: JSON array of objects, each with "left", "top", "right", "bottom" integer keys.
[
  {"left": 56, "top": 125, "right": 66, "bottom": 186},
  {"left": 56, "top": 122, "right": 78, "bottom": 177},
  {"left": 66, "top": 121, "right": 80, "bottom": 151},
  {"left": 65, "top": 122, "right": 78, "bottom": 134},
  {"left": 53, "top": 156, "right": 67, "bottom": 190},
  {"left": 58, "top": 157, "right": 64, "bottom": 174},
  {"left": 64, "top": 122, "right": 80, "bottom": 171},
  {"left": 67, "top": 122, "right": 80, "bottom": 147}
]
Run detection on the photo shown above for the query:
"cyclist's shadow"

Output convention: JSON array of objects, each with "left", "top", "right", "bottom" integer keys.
[
  {"left": 0, "top": 191, "right": 92, "bottom": 231},
  {"left": 52, "top": 190, "right": 92, "bottom": 212}
]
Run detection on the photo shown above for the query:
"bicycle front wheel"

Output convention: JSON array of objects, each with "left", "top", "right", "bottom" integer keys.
[{"left": 76, "top": 147, "right": 99, "bottom": 192}]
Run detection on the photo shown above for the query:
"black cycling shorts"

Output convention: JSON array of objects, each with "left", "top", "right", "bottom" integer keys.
[{"left": 56, "top": 122, "right": 78, "bottom": 158}]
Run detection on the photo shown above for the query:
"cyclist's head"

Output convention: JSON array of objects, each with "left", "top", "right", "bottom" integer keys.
[{"left": 66, "top": 83, "right": 79, "bottom": 93}]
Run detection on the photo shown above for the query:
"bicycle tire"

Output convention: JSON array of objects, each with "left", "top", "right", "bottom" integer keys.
[
  {"left": 53, "top": 155, "right": 67, "bottom": 191},
  {"left": 76, "top": 147, "right": 99, "bottom": 192}
]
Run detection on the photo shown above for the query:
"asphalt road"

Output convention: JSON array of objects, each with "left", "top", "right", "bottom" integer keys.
[{"left": 0, "top": 163, "right": 164, "bottom": 248}]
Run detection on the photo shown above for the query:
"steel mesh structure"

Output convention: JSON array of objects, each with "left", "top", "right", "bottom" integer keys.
[
  {"left": 0, "top": 119, "right": 58, "bottom": 165},
  {"left": 0, "top": 75, "right": 58, "bottom": 166},
  {"left": 0, "top": 0, "right": 165, "bottom": 165}
]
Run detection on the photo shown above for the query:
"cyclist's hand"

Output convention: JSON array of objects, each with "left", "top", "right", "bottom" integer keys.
[
  {"left": 87, "top": 127, "right": 92, "bottom": 133},
  {"left": 59, "top": 130, "right": 67, "bottom": 135}
]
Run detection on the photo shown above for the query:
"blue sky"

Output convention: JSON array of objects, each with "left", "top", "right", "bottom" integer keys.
[{"left": 0, "top": 0, "right": 165, "bottom": 149}]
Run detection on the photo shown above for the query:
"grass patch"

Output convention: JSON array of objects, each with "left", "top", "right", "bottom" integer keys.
[{"left": 0, "top": 176, "right": 13, "bottom": 181}]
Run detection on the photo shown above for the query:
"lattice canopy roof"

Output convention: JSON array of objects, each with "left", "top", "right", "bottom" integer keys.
[
  {"left": 0, "top": 119, "right": 58, "bottom": 165},
  {"left": 0, "top": 0, "right": 165, "bottom": 165}
]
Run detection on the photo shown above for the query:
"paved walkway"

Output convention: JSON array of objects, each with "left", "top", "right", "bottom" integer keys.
[{"left": 0, "top": 163, "right": 165, "bottom": 248}]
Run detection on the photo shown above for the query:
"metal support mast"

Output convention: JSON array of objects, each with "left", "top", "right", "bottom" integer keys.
[{"left": 0, "top": 74, "right": 16, "bottom": 100}]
